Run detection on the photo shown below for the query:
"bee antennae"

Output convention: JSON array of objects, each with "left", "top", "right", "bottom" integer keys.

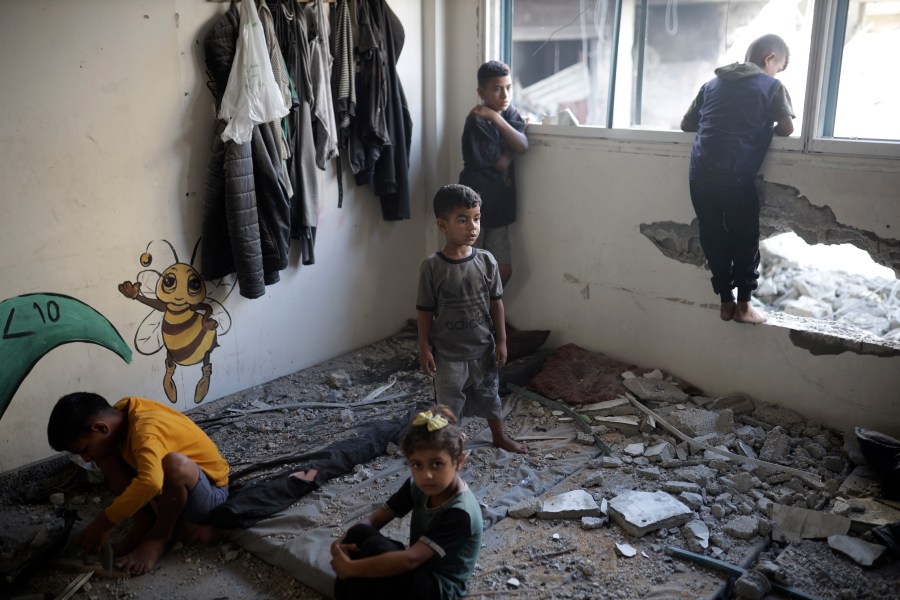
[{"left": 160, "top": 239, "right": 179, "bottom": 263}]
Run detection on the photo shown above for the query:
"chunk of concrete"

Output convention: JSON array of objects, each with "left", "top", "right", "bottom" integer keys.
[
  {"left": 599, "top": 456, "right": 623, "bottom": 468},
  {"left": 679, "top": 492, "right": 703, "bottom": 511},
  {"left": 537, "top": 490, "right": 601, "bottom": 520},
  {"left": 622, "top": 377, "right": 689, "bottom": 403},
  {"left": 724, "top": 516, "right": 759, "bottom": 540},
  {"left": 508, "top": 497, "right": 542, "bottom": 519},
  {"left": 615, "top": 542, "right": 637, "bottom": 557},
  {"left": 593, "top": 416, "right": 641, "bottom": 435},
  {"left": 759, "top": 426, "right": 792, "bottom": 463},
  {"left": 644, "top": 442, "right": 675, "bottom": 462},
  {"left": 608, "top": 490, "right": 693, "bottom": 537},
  {"left": 827, "top": 534, "right": 886, "bottom": 567},
  {"left": 683, "top": 519, "right": 710, "bottom": 551},
  {"left": 771, "top": 503, "right": 851, "bottom": 542},
  {"left": 662, "top": 481, "right": 701, "bottom": 494},
  {"left": 581, "top": 516, "right": 607, "bottom": 530},
  {"left": 734, "top": 569, "right": 771, "bottom": 600},
  {"left": 624, "top": 442, "right": 645, "bottom": 457},
  {"left": 665, "top": 407, "right": 733, "bottom": 437}
]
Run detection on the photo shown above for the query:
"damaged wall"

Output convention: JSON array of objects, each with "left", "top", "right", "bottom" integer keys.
[
  {"left": 500, "top": 131, "right": 900, "bottom": 438},
  {"left": 0, "top": 0, "right": 426, "bottom": 472},
  {"left": 640, "top": 179, "right": 900, "bottom": 277}
]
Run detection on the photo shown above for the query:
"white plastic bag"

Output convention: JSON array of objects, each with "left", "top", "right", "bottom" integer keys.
[{"left": 218, "top": 0, "right": 289, "bottom": 144}]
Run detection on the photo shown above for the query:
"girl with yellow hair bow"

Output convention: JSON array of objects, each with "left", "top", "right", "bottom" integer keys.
[{"left": 330, "top": 405, "right": 481, "bottom": 599}]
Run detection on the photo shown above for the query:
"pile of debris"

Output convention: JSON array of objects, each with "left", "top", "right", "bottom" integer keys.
[
  {"left": 1, "top": 331, "right": 898, "bottom": 599},
  {"left": 489, "top": 354, "right": 900, "bottom": 599},
  {"left": 757, "top": 240, "right": 900, "bottom": 340}
]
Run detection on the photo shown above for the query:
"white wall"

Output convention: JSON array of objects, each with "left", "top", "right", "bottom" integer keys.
[
  {"left": 505, "top": 132, "right": 900, "bottom": 438},
  {"left": 0, "top": 0, "right": 425, "bottom": 472},
  {"left": 437, "top": 5, "right": 900, "bottom": 439}
]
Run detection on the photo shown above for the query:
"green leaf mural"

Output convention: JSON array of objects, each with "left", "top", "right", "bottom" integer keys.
[{"left": 0, "top": 293, "right": 132, "bottom": 420}]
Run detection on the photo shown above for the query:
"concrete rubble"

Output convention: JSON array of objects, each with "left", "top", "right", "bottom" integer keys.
[
  {"left": 2, "top": 330, "right": 898, "bottom": 599},
  {"left": 757, "top": 237, "right": 900, "bottom": 341},
  {"left": 827, "top": 534, "right": 887, "bottom": 567}
]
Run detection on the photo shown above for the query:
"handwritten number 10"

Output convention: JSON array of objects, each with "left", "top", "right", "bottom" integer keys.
[{"left": 32, "top": 300, "right": 60, "bottom": 323}]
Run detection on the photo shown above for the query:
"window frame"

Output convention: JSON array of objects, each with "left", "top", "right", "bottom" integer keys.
[{"left": 498, "top": 0, "right": 900, "bottom": 158}]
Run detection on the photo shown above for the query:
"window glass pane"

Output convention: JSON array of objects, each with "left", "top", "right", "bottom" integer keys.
[
  {"left": 615, "top": 0, "right": 813, "bottom": 133},
  {"left": 510, "top": 0, "right": 617, "bottom": 125},
  {"left": 832, "top": 1, "right": 900, "bottom": 140}
]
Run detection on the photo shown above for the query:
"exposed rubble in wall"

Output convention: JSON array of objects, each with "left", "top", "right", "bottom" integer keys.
[
  {"left": 1, "top": 334, "right": 897, "bottom": 599},
  {"left": 756, "top": 241, "right": 900, "bottom": 341},
  {"left": 640, "top": 179, "right": 900, "bottom": 354},
  {"left": 640, "top": 179, "right": 900, "bottom": 276}
]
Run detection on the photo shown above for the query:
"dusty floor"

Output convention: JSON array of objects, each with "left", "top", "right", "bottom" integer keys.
[{"left": 2, "top": 325, "right": 899, "bottom": 599}]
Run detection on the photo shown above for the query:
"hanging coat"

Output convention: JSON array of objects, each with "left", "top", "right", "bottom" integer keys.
[{"left": 350, "top": 0, "right": 412, "bottom": 221}]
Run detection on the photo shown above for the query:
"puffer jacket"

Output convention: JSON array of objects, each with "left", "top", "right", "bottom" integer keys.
[{"left": 200, "top": 4, "right": 291, "bottom": 299}]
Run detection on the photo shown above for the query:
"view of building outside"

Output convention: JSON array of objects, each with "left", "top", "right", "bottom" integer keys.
[
  {"left": 510, "top": 0, "right": 900, "bottom": 140},
  {"left": 833, "top": 0, "right": 900, "bottom": 139}
]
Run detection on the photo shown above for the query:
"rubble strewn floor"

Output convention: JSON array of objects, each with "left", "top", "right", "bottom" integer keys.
[{"left": 2, "top": 325, "right": 898, "bottom": 599}]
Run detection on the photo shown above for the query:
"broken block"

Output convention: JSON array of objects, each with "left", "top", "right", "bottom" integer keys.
[
  {"left": 644, "top": 442, "right": 675, "bottom": 462},
  {"left": 581, "top": 516, "right": 607, "bottom": 530},
  {"left": 593, "top": 415, "right": 640, "bottom": 435},
  {"left": 664, "top": 407, "right": 733, "bottom": 437},
  {"left": 734, "top": 569, "right": 771, "bottom": 600},
  {"left": 537, "top": 490, "right": 601, "bottom": 520},
  {"left": 771, "top": 503, "right": 851, "bottom": 542},
  {"left": 683, "top": 519, "right": 710, "bottom": 551},
  {"left": 615, "top": 542, "right": 637, "bottom": 557},
  {"left": 623, "top": 377, "right": 689, "bottom": 403},
  {"left": 827, "top": 534, "right": 886, "bottom": 567},
  {"left": 608, "top": 490, "right": 692, "bottom": 537},
  {"left": 724, "top": 516, "right": 759, "bottom": 540},
  {"left": 508, "top": 497, "right": 542, "bottom": 519},
  {"left": 624, "top": 443, "right": 645, "bottom": 457},
  {"left": 759, "top": 426, "right": 792, "bottom": 463}
]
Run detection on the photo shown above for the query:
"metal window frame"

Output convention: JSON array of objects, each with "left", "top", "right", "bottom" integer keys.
[{"left": 499, "top": 0, "right": 900, "bottom": 154}]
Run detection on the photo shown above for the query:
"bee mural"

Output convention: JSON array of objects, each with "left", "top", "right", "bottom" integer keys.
[{"left": 118, "top": 240, "right": 234, "bottom": 404}]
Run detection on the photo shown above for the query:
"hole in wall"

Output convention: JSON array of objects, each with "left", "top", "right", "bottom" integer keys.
[
  {"left": 758, "top": 232, "right": 900, "bottom": 342},
  {"left": 639, "top": 180, "right": 900, "bottom": 355}
]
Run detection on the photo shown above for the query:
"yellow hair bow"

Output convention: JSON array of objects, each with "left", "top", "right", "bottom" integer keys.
[{"left": 412, "top": 410, "right": 449, "bottom": 432}]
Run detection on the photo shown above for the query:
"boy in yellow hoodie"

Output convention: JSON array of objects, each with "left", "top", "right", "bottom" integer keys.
[{"left": 47, "top": 392, "right": 229, "bottom": 575}]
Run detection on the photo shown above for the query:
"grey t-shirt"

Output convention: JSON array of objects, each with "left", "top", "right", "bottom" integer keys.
[{"left": 416, "top": 248, "right": 503, "bottom": 361}]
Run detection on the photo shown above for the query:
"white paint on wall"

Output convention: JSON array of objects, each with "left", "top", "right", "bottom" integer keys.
[{"left": 0, "top": 0, "right": 425, "bottom": 471}]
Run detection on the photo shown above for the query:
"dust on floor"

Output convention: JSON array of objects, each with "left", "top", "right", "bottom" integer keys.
[{"left": 2, "top": 325, "right": 898, "bottom": 599}]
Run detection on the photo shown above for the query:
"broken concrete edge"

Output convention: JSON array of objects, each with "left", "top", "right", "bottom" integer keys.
[
  {"left": 787, "top": 328, "right": 900, "bottom": 358},
  {"left": 507, "top": 384, "right": 612, "bottom": 456},
  {"left": 666, "top": 546, "right": 825, "bottom": 600},
  {"left": 624, "top": 393, "right": 826, "bottom": 489}
]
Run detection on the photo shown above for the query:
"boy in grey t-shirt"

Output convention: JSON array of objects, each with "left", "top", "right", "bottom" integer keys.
[{"left": 416, "top": 184, "right": 527, "bottom": 454}]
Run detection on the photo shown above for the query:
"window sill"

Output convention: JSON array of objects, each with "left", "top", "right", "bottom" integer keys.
[
  {"left": 765, "top": 312, "right": 900, "bottom": 358},
  {"left": 526, "top": 124, "right": 900, "bottom": 163}
]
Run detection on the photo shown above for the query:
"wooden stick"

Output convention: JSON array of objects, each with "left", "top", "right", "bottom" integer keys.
[
  {"left": 54, "top": 571, "right": 94, "bottom": 600},
  {"left": 51, "top": 558, "right": 130, "bottom": 579}
]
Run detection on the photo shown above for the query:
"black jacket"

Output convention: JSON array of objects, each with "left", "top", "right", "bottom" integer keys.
[{"left": 200, "top": 5, "right": 292, "bottom": 299}]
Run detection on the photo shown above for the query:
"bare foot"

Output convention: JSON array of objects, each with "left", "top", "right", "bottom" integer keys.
[
  {"left": 493, "top": 435, "right": 528, "bottom": 454},
  {"left": 290, "top": 468, "right": 318, "bottom": 482},
  {"left": 720, "top": 301, "right": 736, "bottom": 321},
  {"left": 734, "top": 301, "right": 766, "bottom": 324},
  {"left": 115, "top": 537, "right": 166, "bottom": 576}
]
